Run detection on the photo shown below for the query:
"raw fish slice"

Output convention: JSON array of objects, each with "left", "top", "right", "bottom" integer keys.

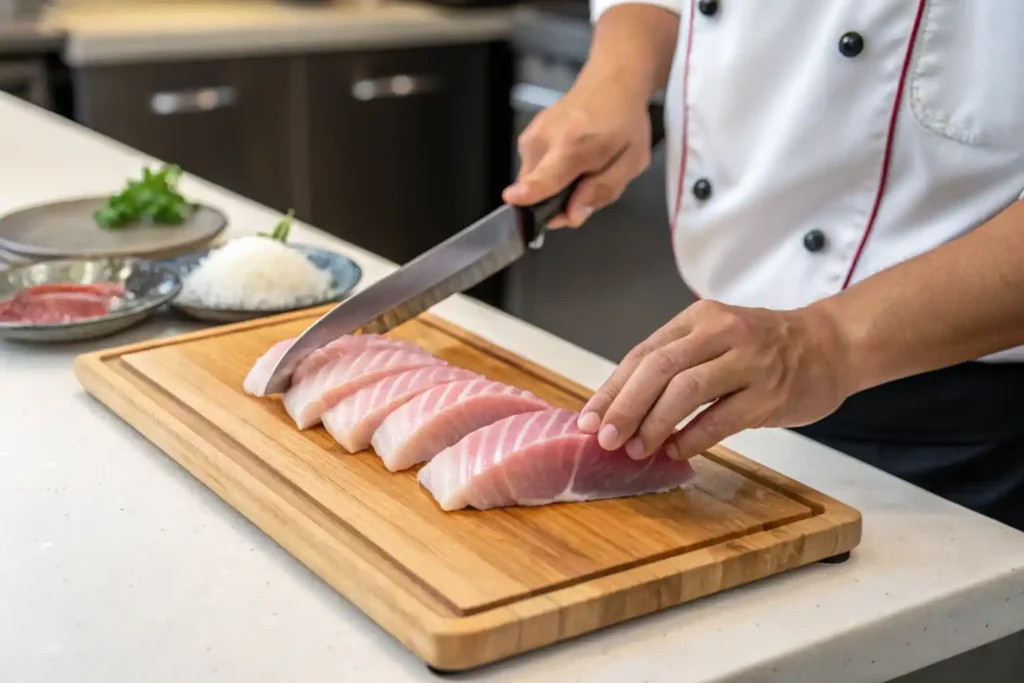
[
  {"left": 0, "top": 282, "right": 125, "bottom": 324},
  {"left": 322, "top": 365, "right": 478, "bottom": 452},
  {"left": 418, "top": 408, "right": 697, "bottom": 511},
  {"left": 243, "top": 334, "right": 426, "bottom": 397},
  {"left": 370, "top": 378, "right": 550, "bottom": 472},
  {"left": 243, "top": 338, "right": 293, "bottom": 396},
  {"left": 292, "top": 334, "right": 427, "bottom": 385},
  {"left": 283, "top": 347, "right": 447, "bottom": 429}
]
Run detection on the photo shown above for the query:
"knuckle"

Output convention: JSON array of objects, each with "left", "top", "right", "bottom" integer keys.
[
  {"left": 638, "top": 414, "right": 675, "bottom": 447},
  {"left": 721, "top": 313, "right": 754, "bottom": 343},
  {"left": 587, "top": 388, "right": 614, "bottom": 411},
  {"left": 562, "top": 114, "right": 591, "bottom": 144},
  {"left": 693, "top": 413, "right": 725, "bottom": 447},
  {"left": 700, "top": 403, "right": 751, "bottom": 443},
  {"left": 608, "top": 399, "right": 644, "bottom": 425},
  {"left": 671, "top": 429, "right": 703, "bottom": 459},
  {"left": 691, "top": 299, "right": 751, "bottom": 343},
  {"left": 670, "top": 370, "right": 704, "bottom": 400},
  {"left": 628, "top": 145, "right": 651, "bottom": 172},
  {"left": 517, "top": 126, "right": 541, "bottom": 150},
  {"left": 592, "top": 136, "right": 618, "bottom": 159},
  {"left": 587, "top": 180, "right": 618, "bottom": 204},
  {"left": 604, "top": 180, "right": 627, "bottom": 203},
  {"left": 644, "top": 348, "right": 680, "bottom": 378},
  {"left": 689, "top": 299, "right": 721, "bottom": 317},
  {"left": 624, "top": 342, "right": 655, "bottom": 366}
]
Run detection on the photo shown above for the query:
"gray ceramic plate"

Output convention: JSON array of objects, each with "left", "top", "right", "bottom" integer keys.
[
  {"left": 0, "top": 257, "right": 181, "bottom": 343},
  {"left": 159, "top": 243, "right": 362, "bottom": 323},
  {"left": 0, "top": 196, "right": 228, "bottom": 260}
]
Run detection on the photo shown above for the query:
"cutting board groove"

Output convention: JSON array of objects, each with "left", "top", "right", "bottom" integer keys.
[{"left": 74, "top": 307, "right": 861, "bottom": 671}]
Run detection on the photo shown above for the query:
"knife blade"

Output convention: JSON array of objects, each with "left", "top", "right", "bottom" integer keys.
[{"left": 256, "top": 181, "right": 578, "bottom": 396}]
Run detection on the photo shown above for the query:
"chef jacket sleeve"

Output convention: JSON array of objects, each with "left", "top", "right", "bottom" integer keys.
[{"left": 590, "top": 0, "right": 682, "bottom": 24}]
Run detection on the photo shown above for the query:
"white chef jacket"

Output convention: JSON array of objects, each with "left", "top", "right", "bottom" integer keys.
[{"left": 590, "top": 0, "right": 1024, "bottom": 363}]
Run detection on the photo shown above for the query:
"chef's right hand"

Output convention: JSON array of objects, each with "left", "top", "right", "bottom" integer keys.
[{"left": 502, "top": 72, "right": 653, "bottom": 229}]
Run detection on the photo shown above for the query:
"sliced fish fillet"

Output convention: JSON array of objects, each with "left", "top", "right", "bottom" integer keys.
[
  {"left": 243, "top": 334, "right": 427, "bottom": 397},
  {"left": 283, "top": 347, "right": 447, "bottom": 429},
  {"left": 322, "top": 365, "right": 478, "bottom": 452},
  {"left": 243, "top": 338, "right": 293, "bottom": 396},
  {"left": 418, "top": 408, "right": 697, "bottom": 510},
  {"left": 371, "top": 378, "right": 550, "bottom": 472},
  {"left": 292, "top": 334, "right": 427, "bottom": 385}
]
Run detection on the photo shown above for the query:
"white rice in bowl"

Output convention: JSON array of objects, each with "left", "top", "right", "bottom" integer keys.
[{"left": 180, "top": 236, "right": 333, "bottom": 310}]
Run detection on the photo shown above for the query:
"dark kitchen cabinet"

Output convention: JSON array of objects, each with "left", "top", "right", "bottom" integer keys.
[
  {"left": 73, "top": 56, "right": 299, "bottom": 214},
  {"left": 71, "top": 43, "right": 512, "bottom": 306},
  {"left": 297, "top": 43, "right": 511, "bottom": 304}
]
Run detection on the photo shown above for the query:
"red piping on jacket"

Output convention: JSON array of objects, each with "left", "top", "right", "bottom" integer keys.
[
  {"left": 671, "top": 0, "right": 700, "bottom": 299},
  {"left": 841, "top": 0, "right": 929, "bottom": 289}
]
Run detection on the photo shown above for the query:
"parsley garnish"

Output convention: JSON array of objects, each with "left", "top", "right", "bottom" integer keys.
[{"left": 93, "top": 164, "right": 196, "bottom": 229}]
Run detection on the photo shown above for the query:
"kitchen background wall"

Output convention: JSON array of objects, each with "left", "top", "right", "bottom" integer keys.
[{"left": 2, "top": 0, "right": 695, "bottom": 364}]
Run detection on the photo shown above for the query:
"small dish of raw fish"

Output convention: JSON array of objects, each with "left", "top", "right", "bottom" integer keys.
[
  {"left": 160, "top": 210, "right": 362, "bottom": 323},
  {"left": 0, "top": 257, "right": 181, "bottom": 342}
]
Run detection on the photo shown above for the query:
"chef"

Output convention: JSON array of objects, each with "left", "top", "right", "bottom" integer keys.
[{"left": 503, "top": 1, "right": 1024, "bottom": 531}]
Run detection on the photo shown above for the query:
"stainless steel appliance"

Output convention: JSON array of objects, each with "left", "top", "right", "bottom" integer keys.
[{"left": 503, "top": 1, "right": 695, "bottom": 362}]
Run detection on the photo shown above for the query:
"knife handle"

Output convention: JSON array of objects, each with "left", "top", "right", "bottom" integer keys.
[
  {"left": 519, "top": 104, "right": 665, "bottom": 250},
  {"left": 520, "top": 178, "right": 581, "bottom": 250}
]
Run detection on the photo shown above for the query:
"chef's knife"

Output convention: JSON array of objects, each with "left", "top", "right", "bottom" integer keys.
[
  {"left": 259, "top": 109, "right": 667, "bottom": 396},
  {"left": 256, "top": 181, "right": 578, "bottom": 396}
]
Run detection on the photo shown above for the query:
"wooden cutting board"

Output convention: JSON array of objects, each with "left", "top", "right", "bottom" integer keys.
[{"left": 74, "top": 307, "right": 862, "bottom": 672}]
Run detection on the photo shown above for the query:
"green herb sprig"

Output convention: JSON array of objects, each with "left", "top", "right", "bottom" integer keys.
[
  {"left": 259, "top": 209, "right": 295, "bottom": 243},
  {"left": 93, "top": 164, "right": 196, "bottom": 229}
]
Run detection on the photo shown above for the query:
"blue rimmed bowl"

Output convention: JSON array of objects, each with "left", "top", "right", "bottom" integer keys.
[{"left": 159, "top": 243, "right": 362, "bottom": 323}]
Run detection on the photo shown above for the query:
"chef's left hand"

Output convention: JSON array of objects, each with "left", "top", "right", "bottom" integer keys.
[{"left": 576, "top": 300, "right": 854, "bottom": 460}]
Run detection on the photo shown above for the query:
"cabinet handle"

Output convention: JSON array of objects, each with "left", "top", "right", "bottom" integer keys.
[
  {"left": 350, "top": 75, "right": 440, "bottom": 101},
  {"left": 150, "top": 86, "right": 238, "bottom": 115}
]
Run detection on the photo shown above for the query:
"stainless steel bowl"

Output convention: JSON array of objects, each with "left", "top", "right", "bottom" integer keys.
[{"left": 0, "top": 257, "right": 181, "bottom": 343}]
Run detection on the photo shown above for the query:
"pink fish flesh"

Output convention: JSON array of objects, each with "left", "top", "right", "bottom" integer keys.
[
  {"left": 370, "top": 378, "right": 550, "bottom": 472},
  {"left": 418, "top": 408, "right": 697, "bottom": 511},
  {"left": 243, "top": 338, "right": 293, "bottom": 396},
  {"left": 282, "top": 347, "right": 446, "bottom": 429},
  {"left": 242, "top": 334, "right": 425, "bottom": 397},
  {"left": 322, "top": 365, "right": 478, "bottom": 452},
  {"left": 292, "top": 334, "right": 427, "bottom": 385}
]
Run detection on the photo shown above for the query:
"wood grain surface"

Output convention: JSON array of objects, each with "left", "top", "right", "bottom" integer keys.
[{"left": 74, "top": 307, "right": 862, "bottom": 671}]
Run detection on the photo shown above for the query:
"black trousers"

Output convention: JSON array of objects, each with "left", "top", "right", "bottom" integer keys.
[{"left": 793, "top": 361, "right": 1024, "bottom": 532}]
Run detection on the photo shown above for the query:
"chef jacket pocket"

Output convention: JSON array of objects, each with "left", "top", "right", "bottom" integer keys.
[{"left": 909, "top": 1, "right": 1024, "bottom": 147}]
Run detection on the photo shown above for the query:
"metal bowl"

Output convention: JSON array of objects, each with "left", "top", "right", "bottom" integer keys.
[
  {"left": 159, "top": 243, "right": 362, "bottom": 323},
  {"left": 0, "top": 257, "right": 181, "bottom": 343}
]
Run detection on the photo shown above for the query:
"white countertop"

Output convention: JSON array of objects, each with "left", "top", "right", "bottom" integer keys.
[
  {"left": 3, "top": 94, "right": 1024, "bottom": 683},
  {"left": 35, "top": 0, "right": 515, "bottom": 66}
]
